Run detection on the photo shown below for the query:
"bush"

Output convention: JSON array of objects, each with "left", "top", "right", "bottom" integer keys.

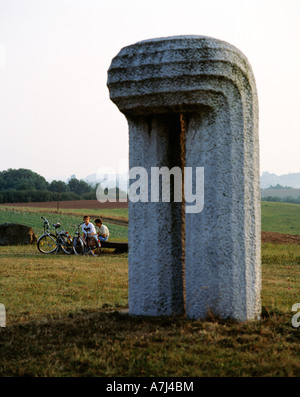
[
  {"left": 68, "top": 178, "right": 93, "bottom": 196},
  {"left": 59, "top": 192, "right": 81, "bottom": 201},
  {"left": 81, "top": 192, "right": 97, "bottom": 200},
  {"left": 0, "top": 168, "right": 49, "bottom": 191},
  {"left": 0, "top": 168, "right": 97, "bottom": 203}
]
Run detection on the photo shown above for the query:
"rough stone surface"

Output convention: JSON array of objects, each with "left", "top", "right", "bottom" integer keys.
[
  {"left": 0, "top": 223, "right": 37, "bottom": 245},
  {"left": 127, "top": 115, "right": 184, "bottom": 316},
  {"left": 107, "top": 35, "right": 261, "bottom": 321}
]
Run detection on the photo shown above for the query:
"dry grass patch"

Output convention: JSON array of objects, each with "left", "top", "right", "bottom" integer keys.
[{"left": 0, "top": 246, "right": 128, "bottom": 326}]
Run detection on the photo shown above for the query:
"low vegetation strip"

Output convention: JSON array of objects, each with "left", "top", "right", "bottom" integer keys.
[
  {"left": 1, "top": 199, "right": 128, "bottom": 210},
  {"left": 261, "top": 188, "right": 300, "bottom": 199}
]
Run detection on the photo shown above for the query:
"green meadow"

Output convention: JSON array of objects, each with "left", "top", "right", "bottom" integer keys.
[
  {"left": 261, "top": 201, "right": 300, "bottom": 235},
  {"left": 0, "top": 201, "right": 299, "bottom": 376},
  {"left": 0, "top": 201, "right": 299, "bottom": 236},
  {"left": 0, "top": 206, "right": 128, "bottom": 242}
]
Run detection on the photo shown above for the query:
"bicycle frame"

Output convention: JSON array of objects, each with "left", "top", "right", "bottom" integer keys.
[
  {"left": 38, "top": 217, "right": 72, "bottom": 254},
  {"left": 72, "top": 222, "right": 100, "bottom": 256},
  {"left": 72, "top": 223, "right": 85, "bottom": 255}
]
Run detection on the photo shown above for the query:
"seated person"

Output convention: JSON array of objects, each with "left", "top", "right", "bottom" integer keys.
[
  {"left": 95, "top": 218, "right": 109, "bottom": 242},
  {"left": 81, "top": 215, "right": 98, "bottom": 245}
]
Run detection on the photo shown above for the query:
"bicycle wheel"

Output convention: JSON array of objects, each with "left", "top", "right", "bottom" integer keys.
[
  {"left": 73, "top": 237, "right": 84, "bottom": 255},
  {"left": 89, "top": 238, "right": 101, "bottom": 257},
  {"left": 37, "top": 234, "right": 57, "bottom": 254},
  {"left": 59, "top": 233, "right": 73, "bottom": 255}
]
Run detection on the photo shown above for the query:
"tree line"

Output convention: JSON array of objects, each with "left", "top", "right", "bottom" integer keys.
[
  {"left": 261, "top": 196, "right": 300, "bottom": 204},
  {"left": 261, "top": 184, "right": 300, "bottom": 204},
  {"left": 0, "top": 168, "right": 96, "bottom": 203}
]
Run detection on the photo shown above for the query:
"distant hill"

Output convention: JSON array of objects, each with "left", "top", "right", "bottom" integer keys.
[{"left": 261, "top": 172, "right": 300, "bottom": 189}]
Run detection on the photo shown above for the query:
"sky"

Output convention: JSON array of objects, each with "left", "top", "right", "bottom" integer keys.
[{"left": 0, "top": 0, "right": 299, "bottom": 182}]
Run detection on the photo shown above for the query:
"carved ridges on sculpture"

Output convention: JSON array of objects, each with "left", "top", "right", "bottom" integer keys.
[
  {"left": 107, "top": 36, "right": 257, "bottom": 114},
  {"left": 109, "top": 36, "right": 250, "bottom": 71}
]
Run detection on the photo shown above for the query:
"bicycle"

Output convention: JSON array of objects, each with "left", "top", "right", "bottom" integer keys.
[
  {"left": 37, "top": 216, "right": 73, "bottom": 255},
  {"left": 72, "top": 223, "right": 101, "bottom": 256},
  {"left": 72, "top": 223, "right": 85, "bottom": 255}
]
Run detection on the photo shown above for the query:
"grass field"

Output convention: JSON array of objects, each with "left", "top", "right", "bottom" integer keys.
[
  {"left": 0, "top": 201, "right": 300, "bottom": 376},
  {"left": 0, "top": 201, "right": 299, "bottom": 238},
  {"left": 261, "top": 201, "right": 300, "bottom": 235},
  {"left": 0, "top": 206, "right": 128, "bottom": 242},
  {"left": 0, "top": 204, "right": 129, "bottom": 222},
  {"left": 0, "top": 243, "right": 300, "bottom": 376},
  {"left": 0, "top": 246, "right": 129, "bottom": 326}
]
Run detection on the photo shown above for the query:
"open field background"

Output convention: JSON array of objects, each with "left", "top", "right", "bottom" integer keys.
[
  {"left": 1, "top": 200, "right": 300, "bottom": 239},
  {"left": 261, "top": 188, "right": 300, "bottom": 199},
  {"left": 0, "top": 206, "right": 128, "bottom": 241},
  {"left": 0, "top": 200, "right": 300, "bottom": 376},
  {"left": 1, "top": 199, "right": 128, "bottom": 211},
  {"left": 261, "top": 202, "right": 300, "bottom": 235}
]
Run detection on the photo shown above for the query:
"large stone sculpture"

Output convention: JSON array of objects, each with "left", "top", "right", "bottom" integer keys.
[{"left": 107, "top": 35, "right": 261, "bottom": 321}]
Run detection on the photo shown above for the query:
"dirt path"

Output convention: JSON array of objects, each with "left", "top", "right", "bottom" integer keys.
[{"left": 262, "top": 231, "right": 300, "bottom": 245}]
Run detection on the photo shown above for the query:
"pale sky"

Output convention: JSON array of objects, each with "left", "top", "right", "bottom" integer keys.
[{"left": 0, "top": 0, "right": 299, "bottom": 181}]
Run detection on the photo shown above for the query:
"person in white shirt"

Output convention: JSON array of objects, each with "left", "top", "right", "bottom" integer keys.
[
  {"left": 81, "top": 215, "right": 97, "bottom": 244},
  {"left": 95, "top": 218, "right": 109, "bottom": 242}
]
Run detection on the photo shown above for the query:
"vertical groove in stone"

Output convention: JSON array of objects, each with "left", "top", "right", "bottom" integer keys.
[{"left": 179, "top": 112, "right": 186, "bottom": 315}]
